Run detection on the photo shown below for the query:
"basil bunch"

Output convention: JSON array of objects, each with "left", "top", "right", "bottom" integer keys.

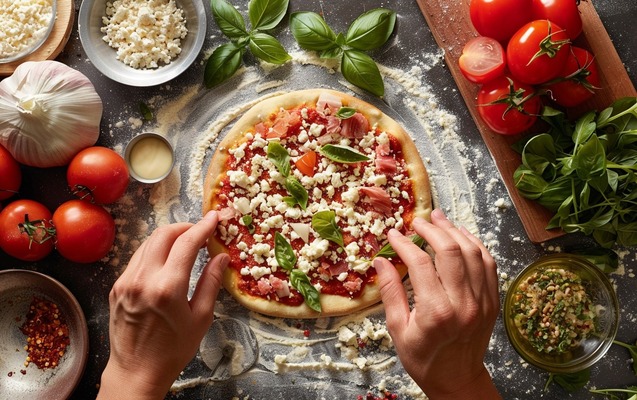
[
  {"left": 290, "top": 8, "right": 397, "bottom": 97},
  {"left": 513, "top": 98, "right": 637, "bottom": 248},
  {"left": 205, "top": 0, "right": 291, "bottom": 88}
]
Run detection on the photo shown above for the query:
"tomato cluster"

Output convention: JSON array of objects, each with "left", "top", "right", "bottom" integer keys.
[
  {"left": 461, "top": 0, "right": 600, "bottom": 135},
  {"left": 0, "top": 145, "right": 129, "bottom": 263}
]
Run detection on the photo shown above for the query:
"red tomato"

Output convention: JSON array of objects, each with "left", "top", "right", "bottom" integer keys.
[
  {"left": 458, "top": 37, "right": 506, "bottom": 84},
  {"left": 507, "top": 20, "right": 571, "bottom": 85},
  {"left": 545, "top": 47, "right": 600, "bottom": 108},
  {"left": 53, "top": 200, "right": 116, "bottom": 264},
  {"left": 470, "top": 0, "right": 532, "bottom": 43},
  {"left": 477, "top": 76, "right": 541, "bottom": 135},
  {"left": 0, "top": 200, "right": 54, "bottom": 261},
  {"left": 295, "top": 151, "right": 318, "bottom": 177},
  {"left": 67, "top": 147, "right": 130, "bottom": 204},
  {"left": 0, "top": 144, "right": 21, "bottom": 201},
  {"left": 531, "top": 0, "right": 582, "bottom": 40}
]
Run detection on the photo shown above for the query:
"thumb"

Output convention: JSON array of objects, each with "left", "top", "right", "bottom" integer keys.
[
  {"left": 374, "top": 257, "right": 410, "bottom": 332},
  {"left": 190, "top": 253, "right": 229, "bottom": 323}
]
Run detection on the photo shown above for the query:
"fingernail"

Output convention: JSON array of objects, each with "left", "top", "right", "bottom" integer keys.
[
  {"left": 220, "top": 253, "right": 230, "bottom": 269},
  {"left": 387, "top": 228, "right": 402, "bottom": 238},
  {"left": 204, "top": 210, "right": 217, "bottom": 221},
  {"left": 431, "top": 208, "right": 446, "bottom": 220}
]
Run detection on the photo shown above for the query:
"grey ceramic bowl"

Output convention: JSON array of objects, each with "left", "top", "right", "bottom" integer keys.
[
  {"left": 0, "top": 270, "right": 89, "bottom": 400},
  {"left": 78, "top": 0, "right": 206, "bottom": 86}
]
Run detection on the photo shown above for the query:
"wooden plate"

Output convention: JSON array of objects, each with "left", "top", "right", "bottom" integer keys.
[
  {"left": 0, "top": 0, "right": 75, "bottom": 77},
  {"left": 416, "top": 0, "right": 637, "bottom": 243}
]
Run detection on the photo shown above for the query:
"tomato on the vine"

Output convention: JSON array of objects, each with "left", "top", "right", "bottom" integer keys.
[
  {"left": 477, "top": 76, "right": 541, "bottom": 135},
  {"left": 53, "top": 200, "right": 116, "bottom": 264},
  {"left": 469, "top": 0, "right": 532, "bottom": 43},
  {"left": 0, "top": 200, "right": 54, "bottom": 261},
  {"left": 459, "top": 36, "right": 506, "bottom": 84},
  {"left": 531, "top": 0, "right": 582, "bottom": 40},
  {"left": 67, "top": 147, "right": 130, "bottom": 205},
  {"left": 545, "top": 47, "right": 600, "bottom": 108},
  {"left": 507, "top": 20, "right": 571, "bottom": 85},
  {"left": 0, "top": 144, "right": 21, "bottom": 201}
]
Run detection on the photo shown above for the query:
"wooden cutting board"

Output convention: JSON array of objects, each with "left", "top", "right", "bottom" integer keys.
[
  {"left": 0, "top": 0, "right": 75, "bottom": 76},
  {"left": 415, "top": 0, "right": 637, "bottom": 243}
]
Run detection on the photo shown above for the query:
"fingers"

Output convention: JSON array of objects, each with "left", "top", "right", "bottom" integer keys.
[
  {"left": 190, "top": 253, "right": 230, "bottom": 323},
  {"left": 163, "top": 211, "right": 220, "bottom": 285},
  {"left": 375, "top": 257, "right": 410, "bottom": 332}
]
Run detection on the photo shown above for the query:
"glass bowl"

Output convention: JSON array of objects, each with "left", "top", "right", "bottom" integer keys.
[
  {"left": 0, "top": 0, "right": 57, "bottom": 64},
  {"left": 503, "top": 254, "right": 619, "bottom": 373}
]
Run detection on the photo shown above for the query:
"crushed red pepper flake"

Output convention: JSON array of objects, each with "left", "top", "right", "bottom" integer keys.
[{"left": 19, "top": 296, "right": 70, "bottom": 370}]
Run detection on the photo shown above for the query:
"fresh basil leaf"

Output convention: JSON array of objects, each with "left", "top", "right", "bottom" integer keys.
[
  {"left": 248, "top": 0, "right": 288, "bottom": 31},
  {"left": 289, "top": 269, "right": 321, "bottom": 312},
  {"left": 241, "top": 215, "right": 255, "bottom": 234},
  {"left": 319, "top": 46, "right": 343, "bottom": 59},
  {"left": 282, "top": 196, "right": 297, "bottom": 207},
  {"left": 571, "top": 248, "right": 618, "bottom": 273},
  {"left": 274, "top": 232, "right": 296, "bottom": 270},
  {"left": 249, "top": 32, "right": 291, "bottom": 64},
  {"left": 375, "top": 235, "right": 425, "bottom": 258},
  {"left": 320, "top": 144, "right": 370, "bottom": 163},
  {"left": 139, "top": 102, "right": 153, "bottom": 121},
  {"left": 311, "top": 210, "right": 343, "bottom": 247},
  {"left": 613, "top": 340, "right": 637, "bottom": 375},
  {"left": 289, "top": 12, "right": 337, "bottom": 51},
  {"left": 204, "top": 42, "right": 245, "bottom": 88},
  {"left": 267, "top": 141, "right": 291, "bottom": 177},
  {"left": 573, "top": 111, "right": 597, "bottom": 147},
  {"left": 211, "top": 0, "right": 248, "bottom": 39},
  {"left": 513, "top": 167, "right": 548, "bottom": 200},
  {"left": 545, "top": 368, "right": 590, "bottom": 392},
  {"left": 345, "top": 8, "right": 396, "bottom": 51},
  {"left": 341, "top": 49, "right": 385, "bottom": 97},
  {"left": 573, "top": 134, "right": 606, "bottom": 180},
  {"left": 285, "top": 176, "right": 308, "bottom": 210},
  {"left": 335, "top": 107, "right": 356, "bottom": 119}
]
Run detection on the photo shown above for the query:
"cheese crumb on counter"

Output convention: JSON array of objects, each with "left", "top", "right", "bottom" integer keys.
[
  {"left": 0, "top": 0, "right": 54, "bottom": 59},
  {"left": 101, "top": 0, "right": 188, "bottom": 69}
]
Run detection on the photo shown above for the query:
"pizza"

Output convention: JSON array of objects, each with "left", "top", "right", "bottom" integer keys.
[{"left": 203, "top": 89, "right": 432, "bottom": 318}]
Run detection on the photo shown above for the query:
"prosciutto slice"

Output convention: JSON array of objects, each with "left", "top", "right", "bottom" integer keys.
[
  {"left": 340, "top": 113, "right": 369, "bottom": 138},
  {"left": 316, "top": 92, "right": 342, "bottom": 115},
  {"left": 358, "top": 186, "right": 392, "bottom": 215}
]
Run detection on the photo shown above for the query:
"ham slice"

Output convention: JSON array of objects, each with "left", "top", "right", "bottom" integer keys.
[
  {"left": 267, "top": 109, "right": 301, "bottom": 139},
  {"left": 269, "top": 275, "right": 291, "bottom": 298},
  {"left": 340, "top": 113, "right": 369, "bottom": 138},
  {"left": 343, "top": 277, "right": 363, "bottom": 293},
  {"left": 257, "top": 278, "right": 273, "bottom": 295},
  {"left": 358, "top": 186, "right": 392, "bottom": 215},
  {"left": 316, "top": 92, "right": 342, "bottom": 115}
]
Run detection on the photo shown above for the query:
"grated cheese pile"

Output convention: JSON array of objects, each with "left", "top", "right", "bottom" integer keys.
[
  {"left": 0, "top": 0, "right": 54, "bottom": 59},
  {"left": 101, "top": 0, "right": 188, "bottom": 69}
]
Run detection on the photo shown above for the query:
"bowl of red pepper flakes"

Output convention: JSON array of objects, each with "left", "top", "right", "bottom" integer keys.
[{"left": 0, "top": 269, "right": 89, "bottom": 400}]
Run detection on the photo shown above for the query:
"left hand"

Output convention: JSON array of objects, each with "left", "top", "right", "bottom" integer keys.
[{"left": 97, "top": 211, "right": 229, "bottom": 400}]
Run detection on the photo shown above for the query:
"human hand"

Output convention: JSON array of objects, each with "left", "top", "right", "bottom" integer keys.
[
  {"left": 375, "top": 209, "right": 501, "bottom": 399},
  {"left": 97, "top": 211, "right": 229, "bottom": 400}
]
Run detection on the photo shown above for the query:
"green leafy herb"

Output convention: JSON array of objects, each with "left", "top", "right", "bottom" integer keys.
[
  {"left": 544, "top": 368, "right": 590, "bottom": 392},
  {"left": 513, "top": 98, "right": 637, "bottom": 248},
  {"left": 274, "top": 232, "right": 296, "bottom": 270},
  {"left": 571, "top": 248, "right": 619, "bottom": 273},
  {"left": 241, "top": 215, "right": 255, "bottom": 234},
  {"left": 375, "top": 235, "right": 426, "bottom": 258},
  {"left": 267, "top": 141, "right": 291, "bottom": 176},
  {"left": 613, "top": 339, "right": 637, "bottom": 375},
  {"left": 335, "top": 106, "right": 356, "bottom": 119},
  {"left": 285, "top": 176, "right": 308, "bottom": 210},
  {"left": 290, "top": 269, "right": 321, "bottom": 312},
  {"left": 320, "top": 144, "right": 370, "bottom": 163},
  {"left": 289, "top": 8, "right": 396, "bottom": 96},
  {"left": 311, "top": 210, "right": 343, "bottom": 247},
  {"left": 139, "top": 102, "right": 153, "bottom": 121},
  {"left": 590, "top": 387, "right": 637, "bottom": 400},
  {"left": 205, "top": 0, "right": 290, "bottom": 88}
]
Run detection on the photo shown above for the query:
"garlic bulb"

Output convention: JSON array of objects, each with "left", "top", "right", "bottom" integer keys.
[{"left": 0, "top": 60, "right": 103, "bottom": 167}]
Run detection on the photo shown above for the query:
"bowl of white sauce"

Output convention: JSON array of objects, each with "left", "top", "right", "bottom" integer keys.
[
  {"left": 125, "top": 132, "right": 175, "bottom": 183},
  {"left": 0, "top": 0, "right": 57, "bottom": 63},
  {"left": 78, "top": 0, "right": 206, "bottom": 86}
]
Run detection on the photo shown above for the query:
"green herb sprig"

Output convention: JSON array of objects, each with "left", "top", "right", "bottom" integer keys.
[
  {"left": 289, "top": 8, "right": 396, "bottom": 97},
  {"left": 205, "top": 0, "right": 291, "bottom": 88},
  {"left": 590, "top": 386, "right": 637, "bottom": 400},
  {"left": 544, "top": 368, "right": 591, "bottom": 392},
  {"left": 375, "top": 235, "right": 425, "bottom": 258},
  {"left": 513, "top": 97, "right": 637, "bottom": 248},
  {"left": 266, "top": 141, "right": 308, "bottom": 209},
  {"left": 613, "top": 339, "right": 637, "bottom": 375}
]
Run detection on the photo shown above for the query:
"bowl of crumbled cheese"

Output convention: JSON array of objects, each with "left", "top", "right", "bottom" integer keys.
[
  {"left": 0, "top": 0, "right": 57, "bottom": 63},
  {"left": 78, "top": 0, "right": 206, "bottom": 86},
  {"left": 503, "top": 254, "right": 619, "bottom": 373}
]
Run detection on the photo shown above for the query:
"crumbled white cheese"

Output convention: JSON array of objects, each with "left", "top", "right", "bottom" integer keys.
[
  {"left": 0, "top": 0, "right": 54, "bottom": 59},
  {"left": 101, "top": 0, "right": 188, "bottom": 69}
]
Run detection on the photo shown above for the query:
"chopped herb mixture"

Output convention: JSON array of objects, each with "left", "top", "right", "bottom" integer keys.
[{"left": 512, "top": 268, "right": 597, "bottom": 355}]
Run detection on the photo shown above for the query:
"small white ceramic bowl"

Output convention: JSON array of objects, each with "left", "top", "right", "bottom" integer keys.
[
  {"left": 125, "top": 132, "right": 176, "bottom": 183},
  {"left": 0, "top": 0, "right": 58, "bottom": 64},
  {"left": 0, "top": 269, "right": 89, "bottom": 400},
  {"left": 78, "top": 0, "right": 206, "bottom": 86}
]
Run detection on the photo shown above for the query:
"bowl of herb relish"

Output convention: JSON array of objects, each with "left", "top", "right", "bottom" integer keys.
[{"left": 504, "top": 254, "right": 619, "bottom": 373}]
